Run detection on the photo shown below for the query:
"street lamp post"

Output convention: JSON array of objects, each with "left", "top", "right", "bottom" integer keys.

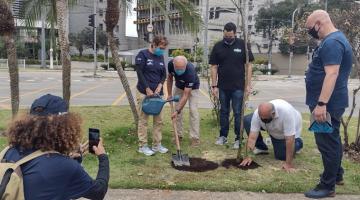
[{"left": 288, "top": 8, "right": 299, "bottom": 78}]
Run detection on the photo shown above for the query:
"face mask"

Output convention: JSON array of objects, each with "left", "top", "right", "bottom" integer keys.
[
  {"left": 261, "top": 117, "right": 273, "bottom": 124},
  {"left": 154, "top": 47, "right": 165, "bottom": 56},
  {"left": 223, "top": 37, "right": 236, "bottom": 45},
  {"left": 175, "top": 69, "right": 186, "bottom": 76},
  {"left": 308, "top": 25, "right": 320, "bottom": 39}
]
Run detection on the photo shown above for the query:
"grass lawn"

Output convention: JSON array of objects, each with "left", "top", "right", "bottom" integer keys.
[{"left": 0, "top": 106, "right": 359, "bottom": 194}]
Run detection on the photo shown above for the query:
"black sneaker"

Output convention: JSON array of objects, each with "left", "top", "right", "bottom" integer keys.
[{"left": 304, "top": 184, "right": 335, "bottom": 199}]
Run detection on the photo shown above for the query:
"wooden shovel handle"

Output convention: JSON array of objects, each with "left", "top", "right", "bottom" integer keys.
[{"left": 170, "top": 102, "right": 181, "bottom": 151}]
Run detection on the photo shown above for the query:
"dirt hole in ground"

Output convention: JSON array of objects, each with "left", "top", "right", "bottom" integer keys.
[
  {"left": 221, "top": 158, "right": 261, "bottom": 170},
  {"left": 171, "top": 157, "right": 219, "bottom": 172}
]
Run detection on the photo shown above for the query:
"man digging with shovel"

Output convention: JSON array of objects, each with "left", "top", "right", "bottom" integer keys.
[{"left": 167, "top": 56, "right": 201, "bottom": 148}]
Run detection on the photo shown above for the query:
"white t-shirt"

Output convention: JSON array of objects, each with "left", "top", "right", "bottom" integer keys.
[{"left": 250, "top": 99, "right": 302, "bottom": 140}]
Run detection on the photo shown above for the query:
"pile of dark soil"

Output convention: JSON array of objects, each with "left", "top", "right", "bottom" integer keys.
[
  {"left": 221, "top": 158, "right": 261, "bottom": 170},
  {"left": 171, "top": 157, "right": 219, "bottom": 172},
  {"left": 346, "top": 143, "right": 360, "bottom": 163}
]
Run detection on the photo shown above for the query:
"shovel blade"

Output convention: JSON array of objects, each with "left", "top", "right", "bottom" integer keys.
[{"left": 172, "top": 153, "right": 190, "bottom": 166}]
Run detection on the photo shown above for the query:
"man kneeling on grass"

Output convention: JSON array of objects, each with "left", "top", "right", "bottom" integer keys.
[{"left": 240, "top": 99, "right": 303, "bottom": 172}]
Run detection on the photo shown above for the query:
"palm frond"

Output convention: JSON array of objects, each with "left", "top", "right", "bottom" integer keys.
[{"left": 151, "top": 0, "right": 202, "bottom": 34}]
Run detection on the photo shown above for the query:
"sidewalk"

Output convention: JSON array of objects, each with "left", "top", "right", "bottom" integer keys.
[{"left": 101, "top": 189, "right": 360, "bottom": 200}]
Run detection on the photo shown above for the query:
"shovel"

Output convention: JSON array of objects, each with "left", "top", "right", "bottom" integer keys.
[{"left": 170, "top": 102, "right": 190, "bottom": 166}]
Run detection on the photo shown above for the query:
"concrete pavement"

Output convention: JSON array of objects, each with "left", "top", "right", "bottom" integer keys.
[{"left": 100, "top": 189, "right": 360, "bottom": 200}]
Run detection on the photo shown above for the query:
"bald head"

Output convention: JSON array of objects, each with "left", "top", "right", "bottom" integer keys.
[
  {"left": 258, "top": 102, "right": 274, "bottom": 119},
  {"left": 306, "top": 10, "right": 336, "bottom": 39},
  {"left": 173, "top": 56, "right": 188, "bottom": 70}
]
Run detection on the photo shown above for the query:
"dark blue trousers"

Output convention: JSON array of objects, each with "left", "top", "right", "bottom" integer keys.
[{"left": 310, "top": 108, "right": 345, "bottom": 190}]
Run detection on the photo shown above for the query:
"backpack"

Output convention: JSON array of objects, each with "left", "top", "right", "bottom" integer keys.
[{"left": 0, "top": 146, "right": 56, "bottom": 200}]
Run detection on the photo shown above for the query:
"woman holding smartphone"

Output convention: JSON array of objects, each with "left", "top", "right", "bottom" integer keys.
[
  {"left": 2, "top": 94, "right": 109, "bottom": 200},
  {"left": 135, "top": 35, "right": 169, "bottom": 156}
]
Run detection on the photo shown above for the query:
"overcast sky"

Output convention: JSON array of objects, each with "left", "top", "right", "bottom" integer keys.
[{"left": 126, "top": 2, "right": 137, "bottom": 37}]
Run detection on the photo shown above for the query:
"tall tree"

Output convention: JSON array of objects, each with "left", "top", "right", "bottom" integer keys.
[
  {"left": 0, "top": 0, "right": 19, "bottom": 116},
  {"left": 106, "top": 0, "right": 139, "bottom": 125}
]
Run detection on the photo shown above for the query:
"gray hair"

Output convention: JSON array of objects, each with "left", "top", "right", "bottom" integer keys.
[{"left": 173, "top": 56, "right": 188, "bottom": 67}]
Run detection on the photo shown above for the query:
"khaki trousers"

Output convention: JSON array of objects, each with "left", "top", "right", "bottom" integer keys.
[
  {"left": 174, "top": 87, "right": 200, "bottom": 139},
  {"left": 137, "top": 91, "right": 163, "bottom": 147}
]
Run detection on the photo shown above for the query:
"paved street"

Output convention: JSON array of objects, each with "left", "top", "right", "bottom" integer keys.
[{"left": 0, "top": 69, "right": 359, "bottom": 115}]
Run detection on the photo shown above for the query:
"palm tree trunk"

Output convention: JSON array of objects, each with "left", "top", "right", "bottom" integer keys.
[
  {"left": 56, "top": 0, "right": 71, "bottom": 106},
  {"left": 107, "top": 32, "right": 139, "bottom": 126},
  {"left": 4, "top": 33, "right": 19, "bottom": 117}
]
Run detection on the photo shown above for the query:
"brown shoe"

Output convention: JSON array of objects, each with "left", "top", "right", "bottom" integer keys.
[{"left": 191, "top": 138, "right": 200, "bottom": 147}]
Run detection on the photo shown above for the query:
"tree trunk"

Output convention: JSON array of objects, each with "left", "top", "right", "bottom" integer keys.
[
  {"left": 341, "top": 118, "right": 349, "bottom": 149},
  {"left": 107, "top": 32, "right": 139, "bottom": 126},
  {"left": 355, "top": 109, "right": 360, "bottom": 146},
  {"left": 56, "top": 0, "right": 71, "bottom": 106},
  {"left": 4, "top": 33, "right": 19, "bottom": 117}
]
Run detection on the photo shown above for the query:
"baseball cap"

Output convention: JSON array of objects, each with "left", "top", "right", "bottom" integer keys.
[{"left": 30, "top": 94, "right": 68, "bottom": 116}]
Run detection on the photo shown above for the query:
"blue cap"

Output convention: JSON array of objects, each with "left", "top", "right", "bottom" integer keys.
[{"left": 30, "top": 94, "right": 68, "bottom": 116}]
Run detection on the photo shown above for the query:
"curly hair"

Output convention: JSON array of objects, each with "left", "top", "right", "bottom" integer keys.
[{"left": 6, "top": 113, "right": 83, "bottom": 154}]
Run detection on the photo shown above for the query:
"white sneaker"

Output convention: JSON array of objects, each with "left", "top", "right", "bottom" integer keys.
[
  {"left": 215, "top": 136, "right": 228, "bottom": 145},
  {"left": 253, "top": 147, "right": 269, "bottom": 155},
  {"left": 233, "top": 140, "right": 240, "bottom": 149},
  {"left": 138, "top": 145, "right": 155, "bottom": 156},
  {"left": 152, "top": 144, "right": 168, "bottom": 154}
]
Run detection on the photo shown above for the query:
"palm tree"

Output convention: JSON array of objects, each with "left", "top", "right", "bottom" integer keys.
[
  {"left": 0, "top": 0, "right": 19, "bottom": 117},
  {"left": 106, "top": 0, "right": 139, "bottom": 125},
  {"left": 21, "top": 0, "right": 77, "bottom": 106},
  {"left": 105, "top": 0, "right": 202, "bottom": 126}
]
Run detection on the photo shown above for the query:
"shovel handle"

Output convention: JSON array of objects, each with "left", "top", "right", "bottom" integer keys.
[{"left": 170, "top": 102, "right": 181, "bottom": 151}]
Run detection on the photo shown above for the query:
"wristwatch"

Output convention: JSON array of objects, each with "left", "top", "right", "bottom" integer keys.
[
  {"left": 317, "top": 101, "right": 327, "bottom": 106},
  {"left": 176, "top": 109, "right": 181, "bottom": 114},
  {"left": 211, "top": 85, "right": 217, "bottom": 89}
]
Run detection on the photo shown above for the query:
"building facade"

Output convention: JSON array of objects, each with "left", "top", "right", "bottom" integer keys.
[{"left": 69, "top": 0, "right": 132, "bottom": 51}]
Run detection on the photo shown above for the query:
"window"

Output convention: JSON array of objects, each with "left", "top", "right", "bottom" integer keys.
[
  {"left": 99, "top": 0, "right": 103, "bottom": 2},
  {"left": 248, "top": 25, "right": 252, "bottom": 30},
  {"left": 99, "top": 9, "right": 103, "bottom": 17},
  {"left": 248, "top": 15, "right": 252, "bottom": 22},
  {"left": 99, "top": 23, "right": 103, "bottom": 30}
]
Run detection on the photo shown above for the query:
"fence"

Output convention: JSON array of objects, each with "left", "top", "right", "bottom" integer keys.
[{"left": 0, "top": 59, "right": 27, "bottom": 69}]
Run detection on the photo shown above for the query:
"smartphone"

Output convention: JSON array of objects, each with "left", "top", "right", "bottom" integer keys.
[{"left": 89, "top": 128, "right": 100, "bottom": 154}]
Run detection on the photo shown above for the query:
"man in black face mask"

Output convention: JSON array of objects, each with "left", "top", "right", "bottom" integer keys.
[
  {"left": 209, "top": 22, "right": 254, "bottom": 149},
  {"left": 304, "top": 10, "right": 353, "bottom": 199},
  {"left": 240, "top": 99, "right": 303, "bottom": 172}
]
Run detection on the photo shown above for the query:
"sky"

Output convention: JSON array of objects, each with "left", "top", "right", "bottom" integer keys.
[{"left": 126, "top": 2, "right": 138, "bottom": 37}]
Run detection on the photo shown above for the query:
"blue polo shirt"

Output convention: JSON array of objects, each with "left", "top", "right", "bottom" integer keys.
[
  {"left": 305, "top": 31, "right": 352, "bottom": 110},
  {"left": 135, "top": 49, "right": 166, "bottom": 95},
  {"left": 4, "top": 147, "right": 94, "bottom": 200},
  {"left": 168, "top": 60, "right": 200, "bottom": 90}
]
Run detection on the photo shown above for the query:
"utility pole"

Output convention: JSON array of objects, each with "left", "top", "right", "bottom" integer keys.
[
  {"left": 164, "top": 0, "right": 170, "bottom": 62},
  {"left": 41, "top": 7, "right": 46, "bottom": 68},
  {"left": 325, "top": 0, "right": 328, "bottom": 11},
  {"left": 203, "top": 0, "right": 209, "bottom": 70},
  {"left": 288, "top": 7, "right": 299, "bottom": 78},
  {"left": 267, "top": 17, "right": 273, "bottom": 75},
  {"left": 93, "top": 0, "right": 98, "bottom": 77}
]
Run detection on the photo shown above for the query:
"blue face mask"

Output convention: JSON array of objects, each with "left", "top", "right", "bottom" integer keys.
[
  {"left": 175, "top": 69, "right": 186, "bottom": 76},
  {"left": 154, "top": 47, "right": 165, "bottom": 56}
]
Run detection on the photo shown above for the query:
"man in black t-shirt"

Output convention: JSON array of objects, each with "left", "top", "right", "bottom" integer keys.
[
  {"left": 167, "top": 56, "right": 201, "bottom": 147},
  {"left": 209, "top": 22, "right": 254, "bottom": 149}
]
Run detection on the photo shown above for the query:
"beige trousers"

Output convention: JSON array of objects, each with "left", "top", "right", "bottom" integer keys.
[
  {"left": 136, "top": 91, "right": 163, "bottom": 147},
  {"left": 174, "top": 87, "right": 200, "bottom": 139}
]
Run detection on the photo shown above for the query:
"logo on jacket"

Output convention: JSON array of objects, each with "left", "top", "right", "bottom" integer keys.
[{"left": 234, "top": 48, "right": 242, "bottom": 53}]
